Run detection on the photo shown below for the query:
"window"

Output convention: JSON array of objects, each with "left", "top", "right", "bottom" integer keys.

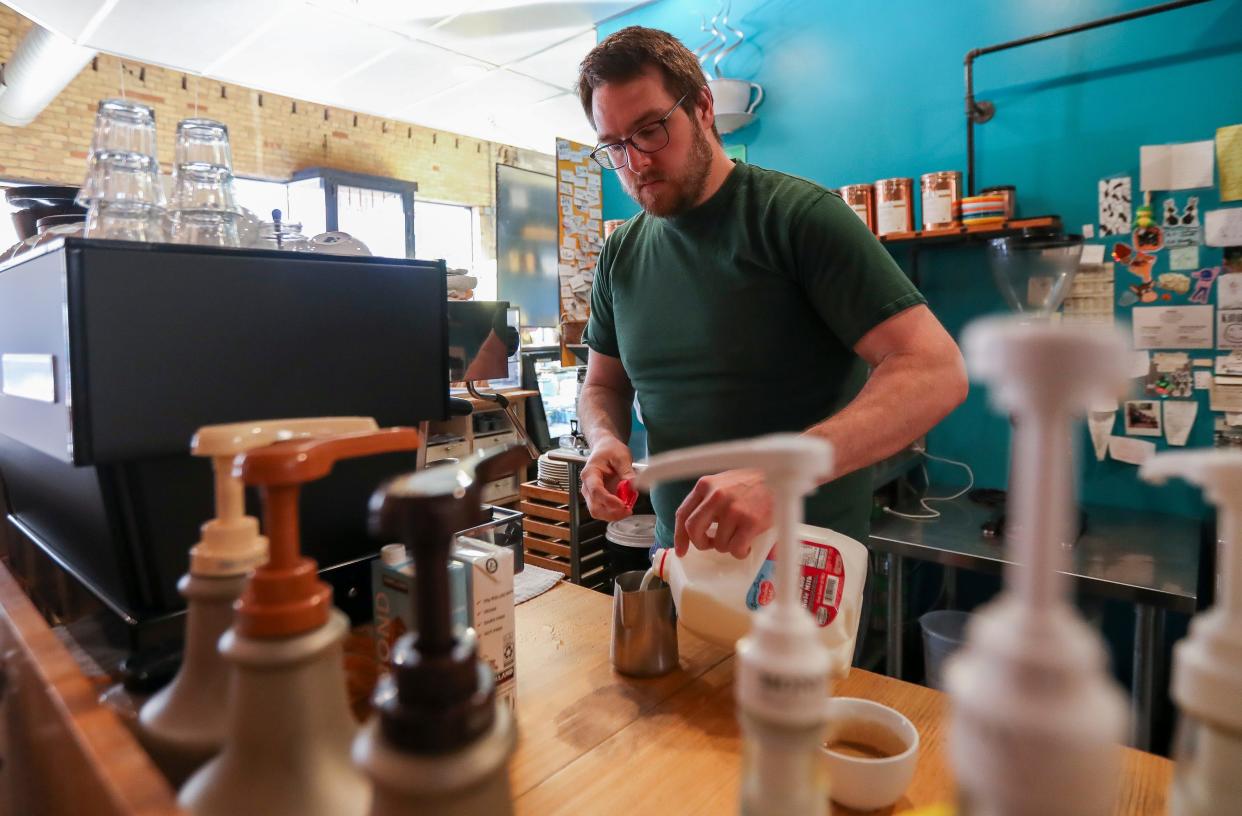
[
  {"left": 233, "top": 177, "right": 290, "bottom": 223},
  {"left": 0, "top": 183, "right": 20, "bottom": 253},
  {"left": 414, "top": 200, "right": 474, "bottom": 272}
]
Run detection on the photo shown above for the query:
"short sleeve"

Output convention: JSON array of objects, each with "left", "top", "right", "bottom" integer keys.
[
  {"left": 792, "top": 192, "right": 926, "bottom": 349},
  {"left": 583, "top": 233, "right": 621, "bottom": 358}
]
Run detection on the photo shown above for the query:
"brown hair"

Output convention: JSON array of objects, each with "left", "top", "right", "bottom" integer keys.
[{"left": 577, "top": 26, "right": 719, "bottom": 142}]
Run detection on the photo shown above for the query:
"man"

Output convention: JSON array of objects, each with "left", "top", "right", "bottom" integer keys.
[{"left": 576, "top": 27, "right": 968, "bottom": 559}]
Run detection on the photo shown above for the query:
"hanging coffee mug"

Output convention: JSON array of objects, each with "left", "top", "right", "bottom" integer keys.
[{"left": 708, "top": 78, "right": 764, "bottom": 115}]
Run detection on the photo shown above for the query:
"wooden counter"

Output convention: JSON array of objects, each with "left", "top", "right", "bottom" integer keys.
[
  {"left": 0, "top": 564, "right": 1172, "bottom": 815},
  {"left": 511, "top": 583, "right": 1173, "bottom": 816}
]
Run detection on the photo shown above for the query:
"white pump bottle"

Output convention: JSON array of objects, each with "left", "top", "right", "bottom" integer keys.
[
  {"left": 635, "top": 434, "right": 835, "bottom": 816},
  {"left": 948, "top": 317, "right": 1129, "bottom": 816},
  {"left": 1141, "top": 451, "right": 1242, "bottom": 815}
]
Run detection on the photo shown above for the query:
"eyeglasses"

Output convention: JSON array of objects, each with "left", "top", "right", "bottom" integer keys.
[{"left": 590, "top": 93, "right": 690, "bottom": 171}]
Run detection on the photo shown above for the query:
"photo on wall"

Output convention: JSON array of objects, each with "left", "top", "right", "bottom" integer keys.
[{"left": 1124, "top": 400, "right": 1164, "bottom": 437}]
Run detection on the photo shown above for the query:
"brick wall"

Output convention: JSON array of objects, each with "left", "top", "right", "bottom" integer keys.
[{"left": 0, "top": 6, "right": 554, "bottom": 209}]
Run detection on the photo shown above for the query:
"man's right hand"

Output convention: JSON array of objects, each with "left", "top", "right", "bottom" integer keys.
[{"left": 580, "top": 435, "right": 636, "bottom": 521}]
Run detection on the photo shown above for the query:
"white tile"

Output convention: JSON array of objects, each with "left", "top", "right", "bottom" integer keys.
[{"left": 507, "top": 29, "right": 596, "bottom": 90}]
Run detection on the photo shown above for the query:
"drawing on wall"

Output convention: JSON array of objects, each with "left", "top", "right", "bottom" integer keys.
[{"left": 1099, "top": 177, "right": 1132, "bottom": 236}]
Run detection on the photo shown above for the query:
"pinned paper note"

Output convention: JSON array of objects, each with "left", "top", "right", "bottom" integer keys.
[
  {"left": 1195, "top": 370, "right": 1214, "bottom": 390},
  {"left": 1147, "top": 352, "right": 1193, "bottom": 398},
  {"left": 1080, "top": 244, "right": 1105, "bottom": 265},
  {"left": 1170, "top": 246, "right": 1200, "bottom": 271},
  {"left": 1163, "top": 400, "right": 1198, "bottom": 447},
  {"left": 1218, "top": 123, "right": 1242, "bottom": 203},
  {"left": 1140, "top": 140, "right": 1214, "bottom": 191},
  {"left": 1109, "top": 436, "right": 1156, "bottom": 466},
  {"left": 1128, "top": 350, "right": 1151, "bottom": 378},
  {"left": 1220, "top": 307, "right": 1242, "bottom": 349},
  {"left": 1099, "top": 177, "right": 1132, "bottom": 236},
  {"left": 1206, "top": 208, "right": 1242, "bottom": 247},
  {"left": 1124, "top": 400, "right": 1163, "bottom": 437},
  {"left": 1220, "top": 273, "right": 1242, "bottom": 309},
  {"left": 1082, "top": 224, "right": 1096, "bottom": 239},
  {"left": 1131, "top": 305, "right": 1213, "bottom": 349},
  {"left": 1211, "top": 375, "right": 1242, "bottom": 412},
  {"left": 1088, "top": 410, "right": 1115, "bottom": 461}
]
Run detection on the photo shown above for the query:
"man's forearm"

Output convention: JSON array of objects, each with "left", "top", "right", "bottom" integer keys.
[
  {"left": 579, "top": 382, "right": 635, "bottom": 447},
  {"left": 806, "top": 351, "right": 967, "bottom": 483}
]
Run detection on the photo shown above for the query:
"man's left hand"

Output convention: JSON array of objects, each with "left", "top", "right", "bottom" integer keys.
[{"left": 674, "top": 468, "right": 774, "bottom": 559}]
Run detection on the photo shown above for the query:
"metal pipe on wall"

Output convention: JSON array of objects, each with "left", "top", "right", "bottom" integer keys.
[{"left": 963, "top": 0, "right": 1212, "bottom": 195}]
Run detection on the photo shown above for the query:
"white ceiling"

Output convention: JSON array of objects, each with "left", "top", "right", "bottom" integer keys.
[{"left": 5, "top": 0, "right": 653, "bottom": 153}]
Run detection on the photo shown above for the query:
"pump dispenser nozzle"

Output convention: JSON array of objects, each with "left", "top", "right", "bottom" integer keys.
[
  {"left": 637, "top": 433, "right": 834, "bottom": 816},
  {"left": 368, "top": 444, "right": 529, "bottom": 753},
  {"left": 948, "top": 317, "right": 1129, "bottom": 816},
  {"left": 190, "top": 417, "right": 379, "bottom": 575},
  {"left": 1141, "top": 451, "right": 1242, "bottom": 814},
  {"left": 353, "top": 445, "right": 528, "bottom": 816},
  {"left": 234, "top": 427, "right": 422, "bottom": 638},
  {"left": 179, "top": 426, "right": 422, "bottom": 816}
]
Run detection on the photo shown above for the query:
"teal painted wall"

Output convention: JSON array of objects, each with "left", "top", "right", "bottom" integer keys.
[{"left": 599, "top": 0, "right": 1242, "bottom": 519}]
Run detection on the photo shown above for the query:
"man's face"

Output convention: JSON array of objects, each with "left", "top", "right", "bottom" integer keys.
[{"left": 591, "top": 71, "right": 713, "bottom": 217}]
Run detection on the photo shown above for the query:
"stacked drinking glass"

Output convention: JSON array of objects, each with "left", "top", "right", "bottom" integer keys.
[
  {"left": 167, "top": 119, "right": 243, "bottom": 247},
  {"left": 78, "top": 99, "right": 167, "bottom": 241}
]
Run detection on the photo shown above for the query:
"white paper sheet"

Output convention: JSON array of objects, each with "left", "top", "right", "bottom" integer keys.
[
  {"left": 1206, "top": 208, "right": 1242, "bottom": 247},
  {"left": 1080, "top": 244, "right": 1106, "bottom": 265},
  {"left": 1170, "top": 246, "right": 1200, "bottom": 271},
  {"left": 1163, "top": 400, "right": 1198, "bottom": 446},
  {"left": 1219, "top": 273, "right": 1242, "bottom": 309},
  {"left": 1229, "top": 413, "right": 1242, "bottom": 427},
  {"left": 1082, "top": 224, "right": 1096, "bottom": 239},
  {"left": 1222, "top": 308, "right": 1242, "bottom": 349},
  {"left": 1141, "top": 140, "right": 1215, "bottom": 191},
  {"left": 1195, "top": 370, "right": 1214, "bottom": 389},
  {"left": 1109, "top": 436, "right": 1156, "bottom": 465},
  {"left": 1211, "top": 375, "right": 1242, "bottom": 412},
  {"left": 1088, "top": 411, "right": 1116, "bottom": 461},
  {"left": 1131, "top": 305, "right": 1213, "bottom": 349},
  {"left": 1129, "top": 350, "right": 1151, "bottom": 378}
]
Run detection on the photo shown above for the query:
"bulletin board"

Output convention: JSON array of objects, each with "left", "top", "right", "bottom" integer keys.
[
  {"left": 1074, "top": 124, "right": 1242, "bottom": 468},
  {"left": 555, "top": 138, "right": 603, "bottom": 329}
]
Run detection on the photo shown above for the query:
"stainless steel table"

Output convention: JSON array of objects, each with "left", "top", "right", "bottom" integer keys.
[{"left": 869, "top": 492, "right": 1201, "bottom": 751}]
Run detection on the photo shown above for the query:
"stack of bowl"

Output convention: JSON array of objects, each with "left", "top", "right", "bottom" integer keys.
[
  {"left": 167, "top": 119, "right": 244, "bottom": 247},
  {"left": 959, "top": 193, "right": 1009, "bottom": 228},
  {"left": 78, "top": 99, "right": 167, "bottom": 241}
]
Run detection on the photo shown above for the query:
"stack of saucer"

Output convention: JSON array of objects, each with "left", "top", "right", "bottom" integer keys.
[{"left": 537, "top": 453, "right": 570, "bottom": 489}]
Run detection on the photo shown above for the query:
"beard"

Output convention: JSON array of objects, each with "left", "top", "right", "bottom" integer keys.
[{"left": 626, "top": 120, "right": 714, "bottom": 218}]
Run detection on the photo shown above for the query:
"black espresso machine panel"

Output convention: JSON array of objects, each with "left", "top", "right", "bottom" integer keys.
[{"left": 0, "top": 238, "right": 449, "bottom": 649}]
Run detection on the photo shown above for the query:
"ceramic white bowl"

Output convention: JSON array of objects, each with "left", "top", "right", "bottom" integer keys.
[
  {"left": 820, "top": 697, "right": 919, "bottom": 811},
  {"left": 308, "top": 230, "right": 372, "bottom": 256}
]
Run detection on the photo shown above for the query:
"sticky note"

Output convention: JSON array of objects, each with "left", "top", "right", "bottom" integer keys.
[{"left": 1218, "top": 124, "right": 1242, "bottom": 202}]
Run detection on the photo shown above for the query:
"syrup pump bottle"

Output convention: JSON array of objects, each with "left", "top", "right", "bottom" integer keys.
[
  {"left": 139, "top": 417, "right": 378, "bottom": 784},
  {"left": 948, "top": 317, "right": 1129, "bottom": 816},
  {"left": 179, "top": 427, "right": 422, "bottom": 816},
  {"left": 354, "top": 444, "right": 529, "bottom": 816},
  {"left": 1141, "top": 452, "right": 1242, "bottom": 815},
  {"left": 634, "top": 434, "right": 835, "bottom": 816}
]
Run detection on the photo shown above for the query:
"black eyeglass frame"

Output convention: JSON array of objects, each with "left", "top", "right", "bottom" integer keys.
[{"left": 589, "top": 92, "right": 693, "bottom": 171}]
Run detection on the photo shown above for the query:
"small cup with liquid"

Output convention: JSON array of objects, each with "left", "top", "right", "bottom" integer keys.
[{"left": 820, "top": 697, "right": 920, "bottom": 811}]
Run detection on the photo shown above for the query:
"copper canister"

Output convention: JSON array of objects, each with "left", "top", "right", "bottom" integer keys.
[
  {"left": 920, "top": 171, "right": 962, "bottom": 230},
  {"left": 980, "top": 185, "right": 1016, "bottom": 220},
  {"left": 839, "top": 184, "right": 875, "bottom": 232},
  {"left": 874, "top": 177, "right": 914, "bottom": 236}
]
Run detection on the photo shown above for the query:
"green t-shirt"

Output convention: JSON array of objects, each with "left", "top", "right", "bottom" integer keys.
[{"left": 584, "top": 161, "right": 925, "bottom": 547}]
